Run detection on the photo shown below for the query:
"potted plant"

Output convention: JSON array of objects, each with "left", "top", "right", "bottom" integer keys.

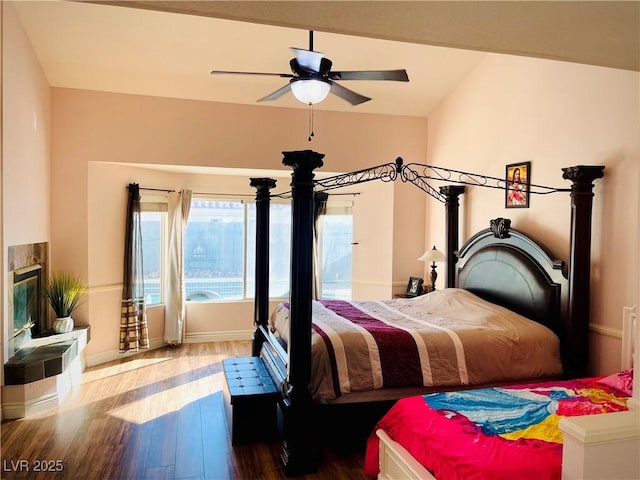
[{"left": 43, "top": 271, "right": 87, "bottom": 333}]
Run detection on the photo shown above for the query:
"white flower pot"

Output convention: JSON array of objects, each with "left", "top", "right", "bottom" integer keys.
[{"left": 53, "top": 316, "right": 74, "bottom": 334}]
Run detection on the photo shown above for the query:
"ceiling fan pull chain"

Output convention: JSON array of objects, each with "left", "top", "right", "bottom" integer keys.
[{"left": 308, "top": 103, "right": 315, "bottom": 142}]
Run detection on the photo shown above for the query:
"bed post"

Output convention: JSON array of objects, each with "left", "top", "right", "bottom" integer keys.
[
  {"left": 250, "top": 177, "right": 277, "bottom": 356},
  {"left": 562, "top": 165, "right": 605, "bottom": 378},
  {"left": 281, "top": 150, "right": 324, "bottom": 475},
  {"left": 439, "top": 185, "right": 466, "bottom": 288}
]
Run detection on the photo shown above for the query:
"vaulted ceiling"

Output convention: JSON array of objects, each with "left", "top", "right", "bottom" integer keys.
[{"left": 14, "top": 1, "right": 639, "bottom": 118}]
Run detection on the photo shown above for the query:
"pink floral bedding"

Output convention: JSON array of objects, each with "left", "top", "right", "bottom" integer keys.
[{"left": 365, "top": 375, "right": 630, "bottom": 479}]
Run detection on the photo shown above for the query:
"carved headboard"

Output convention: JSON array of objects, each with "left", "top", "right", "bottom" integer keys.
[{"left": 456, "top": 218, "right": 569, "bottom": 339}]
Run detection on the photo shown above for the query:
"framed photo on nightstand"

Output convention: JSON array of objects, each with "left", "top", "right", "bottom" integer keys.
[{"left": 406, "top": 277, "right": 424, "bottom": 297}]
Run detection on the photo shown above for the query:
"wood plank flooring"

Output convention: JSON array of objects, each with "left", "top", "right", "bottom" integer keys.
[{"left": 1, "top": 342, "right": 370, "bottom": 480}]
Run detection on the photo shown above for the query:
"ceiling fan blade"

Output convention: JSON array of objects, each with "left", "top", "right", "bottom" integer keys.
[
  {"left": 290, "top": 47, "right": 324, "bottom": 72},
  {"left": 329, "top": 69, "right": 409, "bottom": 82},
  {"left": 330, "top": 82, "right": 371, "bottom": 106},
  {"left": 257, "top": 83, "right": 292, "bottom": 102},
  {"left": 210, "top": 70, "right": 294, "bottom": 78}
]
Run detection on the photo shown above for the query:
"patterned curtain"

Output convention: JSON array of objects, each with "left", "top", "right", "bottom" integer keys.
[
  {"left": 312, "top": 191, "right": 329, "bottom": 300},
  {"left": 120, "top": 183, "right": 150, "bottom": 353}
]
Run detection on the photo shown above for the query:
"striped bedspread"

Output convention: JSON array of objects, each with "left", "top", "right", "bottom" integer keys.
[{"left": 270, "top": 289, "right": 563, "bottom": 401}]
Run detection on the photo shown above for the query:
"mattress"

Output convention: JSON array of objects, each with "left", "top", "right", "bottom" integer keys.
[{"left": 270, "top": 288, "right": 563, "bottom": 401}]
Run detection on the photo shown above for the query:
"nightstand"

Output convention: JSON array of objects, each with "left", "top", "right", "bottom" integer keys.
[{"left": 394, "top": 290, "right": 429, "bottom": 299}]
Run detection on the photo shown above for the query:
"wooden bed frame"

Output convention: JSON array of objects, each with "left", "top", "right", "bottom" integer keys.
[{"left": 249, "top": 150, "right": 604, "bottom": 475}]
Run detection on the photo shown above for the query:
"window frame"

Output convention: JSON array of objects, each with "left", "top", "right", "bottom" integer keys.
[
  {"left": 141, "top": 194, "right": 354, "bottom": 304},
  {"left": 185, "top": 196, "right": 247, "bottom": 302},
  {"left": 140, "top": 196, "right": 169, "bottom": 306},
  {"left": 184, "top": 196, "right": 292, "bottom": 303},
  {"left": 317, "top": 201, "right": 354, "bottom": 300}
]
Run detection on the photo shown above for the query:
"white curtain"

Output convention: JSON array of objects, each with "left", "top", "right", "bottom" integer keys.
[
  {"left": 313, "top": 192, "right": 329, "bottom": 300},
  {"left": 164, "top": 190, "right": 192, "bottom": 345}
]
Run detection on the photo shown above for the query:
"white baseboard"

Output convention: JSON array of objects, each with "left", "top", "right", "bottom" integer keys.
[
  {"left": 184, "top": 330, "right": 253, "bottom": 343},
  {"left": 85, "top": 331, "right": 254, "bottom": 366},
  {"left": 84, "top": 336, "right": 166, "bottom": 367},
  {"left": 2, "top": 392, "right": 59, "bottom": 420}
]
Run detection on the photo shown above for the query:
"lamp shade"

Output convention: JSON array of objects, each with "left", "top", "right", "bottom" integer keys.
[
  {"left": 290, "top": 79, "right": 331, "bottom": 105},
  {"left": 418, "top": 246, "right": 445, "bottom": 263}
]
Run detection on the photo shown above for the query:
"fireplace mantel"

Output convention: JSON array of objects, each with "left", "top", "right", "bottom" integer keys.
[
  {"left": 2, "top": 327, "right": 89, "bottom": 419},
  {"left": 4, "top": 326, "right": 90, "bottom": 385}
]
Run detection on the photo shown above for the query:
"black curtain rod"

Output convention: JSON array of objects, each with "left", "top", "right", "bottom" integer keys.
[
  {"left": 136, "top": 185, "right": 359, "bottom": 198},
  {"left": 138, "top": 186, "right": 175, "bottom": 193},
  {"left": 136, "top": 186, "right": 256, "bottom": 198},
  {"left": 192, "top": 192, "right": 255, "bottom": 198},
  {"left": 273, "top": 191, "right": 360, "bottom": 199}
]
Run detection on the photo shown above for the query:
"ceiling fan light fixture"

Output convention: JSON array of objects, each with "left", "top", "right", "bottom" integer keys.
[{"left": 290, "top": 79, "right": 331, "bottom": 105}]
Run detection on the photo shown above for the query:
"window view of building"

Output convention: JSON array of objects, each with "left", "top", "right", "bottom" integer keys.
[
  {"left": 183, "top": 199, "right": 293, "bottom": 301},
  {"left": 140, "top": 196, "right": 353, "bottom": 304},
  {"left": 320, "top": 213, "right": 353, "bottom": 299},
  {"left": 140, "top": 210, "right": 165, "bottom": 305},
  {"left": 246, "top": 202, "right": 292, "bottom": 298},
  {"left": 184, "top": 199, "right": 245, "bottom": 300}
]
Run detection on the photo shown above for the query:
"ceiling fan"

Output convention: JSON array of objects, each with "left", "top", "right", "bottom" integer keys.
[{"left": 210, "top": 31, "right": 409, "bottom": 106}]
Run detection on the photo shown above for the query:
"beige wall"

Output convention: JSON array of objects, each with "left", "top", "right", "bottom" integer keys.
[
  {"left": 2, "top": 2, "right": 51, "bottom": 361},
  {"left": 352, "top": 180, "right": 394, "bottom": 298},
  {"left": 55, "top": 89, "right": 427, "bottom": 362},
  {"left": 425, "top": 54, "right": 640, "bottom": 375},
  {"left": 392, "top": 169, "right": 433, "bottom": 292}
]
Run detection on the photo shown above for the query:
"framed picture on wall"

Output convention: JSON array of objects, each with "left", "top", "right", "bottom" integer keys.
[
  {"left": 505, "top": 161, "right": 531, "bottom": 208},
  {"left": 406, "top": 277, "right": 424, "bottom": 297}
]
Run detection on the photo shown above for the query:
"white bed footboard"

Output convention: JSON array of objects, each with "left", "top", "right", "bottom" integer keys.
[
  {"left": 621, "top": 304, "right": 639, "bottom": 410},
  {"left": 376, "top": 429, "right": 435, "bottom": 480}
]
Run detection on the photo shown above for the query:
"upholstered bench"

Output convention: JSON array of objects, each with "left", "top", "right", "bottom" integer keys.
[{"left": 222, "top": 357, "right": 280, "bottom": 444}]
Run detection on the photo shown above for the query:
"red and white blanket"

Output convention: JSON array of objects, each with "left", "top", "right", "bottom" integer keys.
[{"left": 270, "top": 289, "right": 563, "bottom": 401}]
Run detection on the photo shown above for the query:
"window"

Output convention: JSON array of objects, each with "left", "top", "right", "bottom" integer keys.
[
  {"left": 184, "top": 199, "right": 244, "bottom": 300},
  {"left": 184, "top": 198, "right": 292, "bottom": 301},
  {"left": 140, "top": 198, "right": 168, "bottom": 305},
  {"left": 246, "top": 202, "right": 292, "bottom": 298},
  {"left": 143, "top": 195, "right": 352, "bottom": 304},
  {"left": 319, "top": 205, "right": 353, "bottom": 300}
]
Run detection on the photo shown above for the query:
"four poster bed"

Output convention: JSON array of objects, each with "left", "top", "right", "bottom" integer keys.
[{"left": 247, "top": 150, "right": 604, "bottom": 475}]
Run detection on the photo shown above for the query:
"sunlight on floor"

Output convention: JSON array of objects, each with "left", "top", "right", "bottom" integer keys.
[
  {"left": 82, "top": 356, "right": 173, "bottom": 383},
  {"left": 106, "top": 372, "right": 225, "bottom": 424}
]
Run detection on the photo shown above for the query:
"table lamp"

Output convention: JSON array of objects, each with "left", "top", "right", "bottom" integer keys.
[{"left": 418, "top": 246, "right": 445, "bottom": 292}]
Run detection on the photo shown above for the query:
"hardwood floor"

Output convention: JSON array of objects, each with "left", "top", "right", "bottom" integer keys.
[{"left": 1, "top": 341, "right": 371, "bottom": 480}]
